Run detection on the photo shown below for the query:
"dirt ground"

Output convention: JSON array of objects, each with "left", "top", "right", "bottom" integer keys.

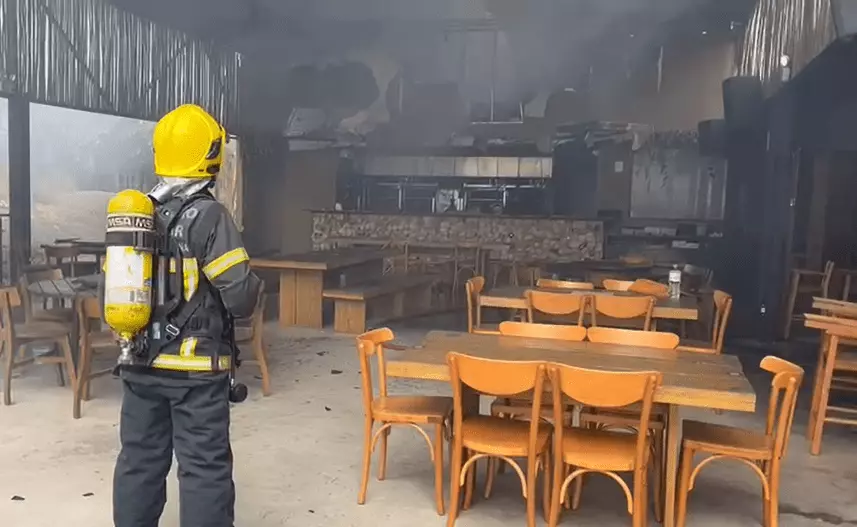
[{"left": 0, "top": 324, "right": 855, "bottom": 527}]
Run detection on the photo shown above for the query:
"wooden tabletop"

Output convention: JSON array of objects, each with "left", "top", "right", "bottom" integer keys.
[
  {"left": 386, "top": 331, "right": 755, "bottom": 412},
  {"left": 42, "top": 241, "right": 106, "bottom": 256},
  {"left": 250, "top": 248, "right": 397, "bottom": 272},
  {"left": 28, "top": 276, "right": 100, "bottom": 299},
  {"left": 480, "top": 286, "right": 699, "bottom": 321}
]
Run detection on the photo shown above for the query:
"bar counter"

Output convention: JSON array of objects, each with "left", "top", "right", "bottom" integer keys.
[{"left": 311, "top": 210, "right": 604, "bottom": 262}]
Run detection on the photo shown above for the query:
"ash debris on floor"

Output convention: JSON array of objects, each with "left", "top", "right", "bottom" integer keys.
[{"left": 0, "top": 324, "right": 855, "bottom": 527}]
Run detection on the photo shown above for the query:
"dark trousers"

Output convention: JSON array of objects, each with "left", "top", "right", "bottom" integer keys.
[{"left": 113, "top": 369, "right": 234, "bottom": 527}]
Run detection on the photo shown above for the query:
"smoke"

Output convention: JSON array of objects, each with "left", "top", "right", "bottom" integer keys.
[{"left": 0, "top": 101, "right": 155, "bottom": 247}]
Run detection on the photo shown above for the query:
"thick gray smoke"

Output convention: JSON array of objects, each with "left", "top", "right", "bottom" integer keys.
[{"left": 259, "top": 0, "right": 710, "bottom": 106}]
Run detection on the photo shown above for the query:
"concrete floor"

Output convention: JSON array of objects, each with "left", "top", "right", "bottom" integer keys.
[{"left": 0, "top": 322, "right": 856, "bottom": 527}]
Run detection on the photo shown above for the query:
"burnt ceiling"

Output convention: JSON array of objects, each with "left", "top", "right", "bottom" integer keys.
[{"left": 110, "top": 0, "right": 757, "bottom": 57}]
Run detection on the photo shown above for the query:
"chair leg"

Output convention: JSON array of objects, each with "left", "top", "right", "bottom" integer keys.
[
  {"left": 55, "top": 363, "right": 66, "bottom": 387},
  {"left": 433, "top": 424, "right": 445, "bottom": 516},
  {"left": 463, "top": 450, "right": 475, "bottom": 510},
  {"left": 541, "top": 451, "right": 551, "bottom": 523},
  {"left": 783, "top": 273, "right": 799, "bottom": 340},
  {"left": 254, "top": 337, "right": 272, "bottom": 397},
  {"left": 549, "top": 456, "right": 564, "bottom": 527},
  {"left": 526, "top": 453, "right": 538, "bottom": 527},
  {"left": 446, "top": 439, "right": 463, "bottom": 527},
  {"left": 73, "top": 340, "right": 93, "bottom": 419},
  {"left": 638, "top": 474, "right": 650, "bottom": 527},
  {"left": 807, "top": 333, "right": 828, "bottom": 437},
  {"left": 58, "top": 337, "right": 77, "bottom": 392},
  {"left": 357, "top": 418, "right": 374, "bottom": 505},
  {"left": 484, "top": 457, "right": 497, "bottom": 499},
  {"left": 571, "top": 471, "right": 584, "bottom": 510},
  {"left": 765, "top": 466, "right": 780, "bottom": 527},
  {"left": 652, "top": 429, "right": 665, "bottom": 523},
  {"left": 377, "top": 424, "right": 389, "bottom": 480},
  {"left": 3, "top": 341, "right": 13, "bottom": 406},
  {"left": 675, "top": 447, "right": 695, "bottom": 527},
  {"left": 810, "top": 343, "right": 838, "bottom": 456}
]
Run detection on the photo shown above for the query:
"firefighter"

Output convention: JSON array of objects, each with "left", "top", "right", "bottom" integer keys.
[{"left": 112, "top": 104, "right": 260, "bottom": 527}]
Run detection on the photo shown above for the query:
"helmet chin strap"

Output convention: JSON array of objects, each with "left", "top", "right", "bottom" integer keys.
[{"left": 149, "top": 177, "right": 214, "bottom": 204}]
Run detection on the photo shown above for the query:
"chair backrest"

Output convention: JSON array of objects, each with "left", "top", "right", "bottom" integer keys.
[
  {"left": 536, "top": 278, "right": 595, "bottom": 290},
  {"left": 76, "top": 296, "right": 103, "bottom": 352},
  {"left": 548, "top": 364, "right": 661, "bottom": 474},
  {"left": 447, "top": 352, "right": 547, "bottom": 453},
  {"left": 526, "top": 290, "right": 588, "bottom": 326},
  {"left": 44, "top": 245, "right": 81, "bottom": 276},
  {"left": 822, "top": 260, "right": 835, "bottom": 298},
  {"left": 19, "top": 268, "right": 63, "bottom": 323},
  {"left": 356, "top": 327, "right": 396, "bottom": 416},
  {"left": 499, "top": 321, "right": 587, "bottom": 341},
  {"left": 465, "top": 276, "right": 486, "bottom": 333},
  {"left": 603, "top": 279, "right": 634, "bottom": 292},
  {"left": 586, "top": 327, "right": 679, "bottom": 349},
  {"left": 710, "top": 290, "right": 733, "bottom": 353},
  {"left": 760, "top": 356, "right": 803, "bottom": 462},
  {"left": 629, "top": 279, "right": 669, "bottom": 299},
  {"left": 590, "top": 295, "right": 655, "bottom": 330}
]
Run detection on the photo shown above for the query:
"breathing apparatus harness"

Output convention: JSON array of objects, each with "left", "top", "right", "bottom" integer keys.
[{"left": 121, "top": 192, "right": 247, "bottom": 403}]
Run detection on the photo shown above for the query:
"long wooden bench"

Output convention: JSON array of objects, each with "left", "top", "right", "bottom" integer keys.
[{"left": 322, "top": 275, "right": 437, "bottom": 334}]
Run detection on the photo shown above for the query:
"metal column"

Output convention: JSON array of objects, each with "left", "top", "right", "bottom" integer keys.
[{"left": 8, "top": 96, "right": 31, "bottom": 280}]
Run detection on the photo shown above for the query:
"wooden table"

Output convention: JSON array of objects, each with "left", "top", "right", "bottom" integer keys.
[
  {"left": 386, "top": 330, "right": 755, "bottom": 527},
  {"left": 480, "top": 285, "right": 699, "bottom": 321},
  {"left": 251, "top": 248, "right": 396, "bottom": 329}
]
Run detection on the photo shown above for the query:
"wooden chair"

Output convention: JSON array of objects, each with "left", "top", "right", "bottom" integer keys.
[
  {"left": 19, "top": 268, "right": 74, "bottom": 324},
  {"left": 629, "top": 279, "right": 669, "bottom": 299},
  {"left": 499, "top": 321, "right": 587, "bottom": 341},
  {"left": 489, "top": 321, "right": 584, "bottom": 435},
  {"left": 587, "top": 327, "right": 680, "bottom": 349},
  {"left": 581, "top": 326, "right": 678, "bottom": 522},
  {"left": 356, "top": 328, "right": 452, "bottom": 515},
  {"left": 490, "top": 320, "right": 585, "bottom": 420},
  {"left": 465, "top": 276, "right": 500, "bottom": 335},
  {"left": 676, "top": 356, "right": 803, "bottom": 527},
  {"left": 603, "top": 279, "right": 634, "bottom": 292},
  {"left": 74, "top": 296, "right": 118, "bottom": 419},
  {"left": 677, "top": 290, "right": 733, "bottom": 354},
  {"left": 43, "top": 244, "right": 83, "bottom": 277},
  {"left": 536, "top": 278, "right": 595, "bottom": 290},
  {"left": 805, "top": 319, "right": 857, "bottom": 455},
  {"left": 547, "top": 364, "right": 661, "bottom": 527},
  {"left": 236, "top": 284, "right": 271, "bottom": 396},
  {"left": 446, "top": 353, "right": 551, "bottom": 527},
  {"left": 526, "top": 290, "right": 588, "bottom": 326},
  {"left": 783, "top": 260, "right": 834, "bottom": 339},
  {"left": 453, "top": 245, "right": 481, "bottom": 303},
  {"left": 0, "top": 287, "right": 76, "bottom": 406},
  {"left": 590, "top": 295, "right": 655, "bottom": 331}
]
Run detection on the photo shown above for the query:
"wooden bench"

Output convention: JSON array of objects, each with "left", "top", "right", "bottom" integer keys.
[{"left": 322, "top": 275, "right": 437, "bottom": 334}]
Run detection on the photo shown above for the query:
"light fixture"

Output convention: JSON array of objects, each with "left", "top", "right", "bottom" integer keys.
[
  {"left": 702, "top": 30, "right": 708, "bottom": 35},
  {"left": 780, "top": 55, "right": 792, "bottom": 82}
]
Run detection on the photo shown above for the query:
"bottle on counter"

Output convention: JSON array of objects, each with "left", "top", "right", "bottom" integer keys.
[{"left": 668, "top": 265, "right": 682, "bottom": 299}]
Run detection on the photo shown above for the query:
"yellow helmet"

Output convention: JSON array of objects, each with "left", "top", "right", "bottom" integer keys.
[{"left": 153, "top": 104, "right": 226, "bottom": 178}]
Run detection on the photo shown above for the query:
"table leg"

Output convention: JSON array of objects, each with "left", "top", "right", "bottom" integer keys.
[
  {"left": 663, "top": 405, "right": 682, "bottom": 527},
  {"left": 278, "top": 270, "right": 297, "bottom": 328},
  {"left": 294, "top": 269, "right": 324, "bottom": 328}
]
